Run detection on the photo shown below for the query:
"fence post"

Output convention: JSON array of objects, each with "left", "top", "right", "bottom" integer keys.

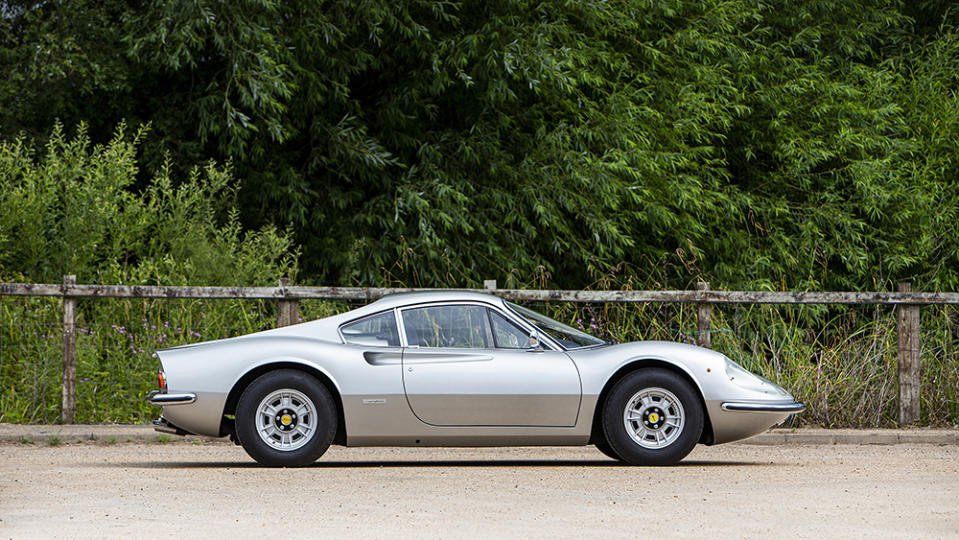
[
  {"left": 696, "top": 282, "right": 711, "bottom": 349},
  {"left": 896, "top": 282, "right": 921, "bottom": 425},
  {"left": 277, "top": 277, "right": 299, "bottom": 327},
  {"left": 61, "top": 275, "right": 77, "bottom": 424},
  {"left": 484, "top": 279, "right": 497, "bottom": 292}
]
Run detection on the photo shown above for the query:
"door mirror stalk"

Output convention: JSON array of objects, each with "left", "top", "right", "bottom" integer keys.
[{"left": 528, "top": 331, "right": 543, "bottom": 352}]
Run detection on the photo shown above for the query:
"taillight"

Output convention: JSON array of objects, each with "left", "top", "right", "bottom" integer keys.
[{"left": 157, "top": 369, "right": 167, "bottom": 392}]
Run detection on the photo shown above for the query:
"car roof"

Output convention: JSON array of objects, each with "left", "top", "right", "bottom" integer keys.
[{"left": 363, "top": 290, "right": 507, "bottom": 313}]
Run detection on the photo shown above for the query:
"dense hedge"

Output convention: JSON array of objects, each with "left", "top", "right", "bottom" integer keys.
[
  {"left": 2, "top": 1, "right": 958, "bottom": 290},
  {"left": 0, "top": 123, "right": 296, "bottom": 286}
]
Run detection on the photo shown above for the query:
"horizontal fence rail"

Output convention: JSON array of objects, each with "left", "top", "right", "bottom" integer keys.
[
  {"left": 3, "top": 281, "right": 959, "bottom": 305},
  {"left": 0, "top": 277, "right": 942, "bottom": 426}
]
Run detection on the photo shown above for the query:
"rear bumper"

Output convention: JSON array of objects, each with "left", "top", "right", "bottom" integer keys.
[
  {"left": 721, "top": 401, "right": 806, "bottom": 413},
  {"left": 147, "top": 391, "right": 197, "bottom": 406}
]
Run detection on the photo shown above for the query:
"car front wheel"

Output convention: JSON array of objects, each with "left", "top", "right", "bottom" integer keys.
[
  {"left": 235, "top": 369, "right": 337, "bottom": 467},
  {"left": 601, "top": 368, "right": 703, "bottom": 466}
]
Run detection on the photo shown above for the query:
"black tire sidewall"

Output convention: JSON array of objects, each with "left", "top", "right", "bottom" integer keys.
[
  {"left": 594, "top": 440, "right": 624, "bottom": 462},
  {"left": 235, "top": 369, "right": 337, "bottom": 467},
  {"left": 602, "top": 368, "right": 703, "bottom": 466}
]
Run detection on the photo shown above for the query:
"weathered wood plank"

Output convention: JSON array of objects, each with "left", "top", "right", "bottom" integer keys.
[
  {"left": 493, "top": 288, "right": 959, "bottom": 305},
  {"left": 897, "top": 282, "right": 921, "bottom": 425},
  {"left": 696, "top": 282, "right": 712, "bottom": 349},
  {"left": 0, "top": 282, "right": 283, "bottom": 299},
  {"left": 276, "top": 277, "right": 299, "bottom": 327},
  {"left": 2, "top": 281, "right": 958, "bottom": 305},
  {"left": 61, "top": 275, "right": 77, "bottom": 424}
]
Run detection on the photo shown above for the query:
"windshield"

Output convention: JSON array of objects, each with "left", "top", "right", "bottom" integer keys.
[{"left": 506, "top": 302, "right": 607, "bottom": 349}]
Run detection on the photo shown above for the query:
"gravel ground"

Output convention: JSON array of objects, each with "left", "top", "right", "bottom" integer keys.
[{"left": 1, "top": 442, "right": 957, "bottom": 539}]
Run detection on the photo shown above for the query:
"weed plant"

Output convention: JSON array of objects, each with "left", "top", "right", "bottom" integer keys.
[
  {"left": 550, "top": 301, "right": 958, "bottom": 428},
  {"left": 1, "top": 293, "right": 956, "bottom": 427},
  {"left": 0, "top": 295, "right": 358, "bottom": 423}
]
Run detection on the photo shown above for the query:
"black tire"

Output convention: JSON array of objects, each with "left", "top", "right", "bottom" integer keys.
[
  {"left": 594, "top": 440, "right": 624, "bottom": 462},
  {"left": 235, "top": 369, "right": 337, "bottom": 467},
  {"left": 601, "top": 368, "right": 703, "bottom": 466}
]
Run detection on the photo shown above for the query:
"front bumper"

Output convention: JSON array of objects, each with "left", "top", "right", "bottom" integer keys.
[
  {"left": 147, "top": 391, "right": 197, "bottom": 406},
  {"left": 721, "top": 401, "right": 806, "bottom": 413},
  {"left": 707, "top": 399, "right": 806, "bottom": 444}
]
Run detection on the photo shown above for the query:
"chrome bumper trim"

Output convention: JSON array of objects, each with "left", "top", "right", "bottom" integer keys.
[
  {"left": 147, "top": 391, "right": 197, "bottom": 406},
  {"left": 721, "top": 401, "right": 806, "bottom": 413}
]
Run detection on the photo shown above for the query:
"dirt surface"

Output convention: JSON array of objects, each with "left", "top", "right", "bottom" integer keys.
[{"left": 1, "top": 442, "right": 957, "bottom": 539}]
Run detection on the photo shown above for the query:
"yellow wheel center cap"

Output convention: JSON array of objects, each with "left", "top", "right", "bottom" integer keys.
[
  {"left": 281, "top": 414, "right": 293, "bottom": 425},
  {"left": 649, "top": 413, "right": 659, "bottom": 423}
]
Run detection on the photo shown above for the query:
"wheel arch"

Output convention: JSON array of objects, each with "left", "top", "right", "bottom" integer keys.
[
  {"left": 219, "top": 361, "right": 347, "bottom": 446},
  {"left": 589, "top": 359, "right": 714, "bottom": 446}
]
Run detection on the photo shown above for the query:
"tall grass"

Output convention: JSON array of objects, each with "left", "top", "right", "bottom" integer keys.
[
  {"left": 1, "top": 294, "right": 956, "bottom": 427},
  {"left": 0, "top": 123, "right": 298, "bottom": 422},
  {"left": 0, "top": 296, "right": 358, "bottom": 423},
  {"left": 550, "top": 301, "right": 958, "bottom": 428}
]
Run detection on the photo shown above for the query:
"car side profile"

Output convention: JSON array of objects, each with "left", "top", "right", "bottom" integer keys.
[{"left": 148, "top": 291, "right": 804, "bottom": 466}]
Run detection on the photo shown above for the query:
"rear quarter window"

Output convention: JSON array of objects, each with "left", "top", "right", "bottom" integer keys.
[{"left": 340, "top": 311, "right": 400, "bottom": 347}]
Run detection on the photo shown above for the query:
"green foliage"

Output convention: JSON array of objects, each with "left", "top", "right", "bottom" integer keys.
[
  {"left": 0, "top": 293, "right": 347, "bottom": 423},
  {"left": 549, "top": 299, "right": 959, "bottom": 427},
  {"left": 0, "top": 124, "right": 299, "bottom": 423},
  {"left": 0, "top": 122, "right": 297, "bottom": 285},
  {"left": 2, "top": 0, "right": 958, "bottom": 291},
  {"left": 2, "top": 0, "right": 959, "bottom": 426}
]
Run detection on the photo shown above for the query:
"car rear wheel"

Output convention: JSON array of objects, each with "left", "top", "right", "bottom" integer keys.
[
  {"left": 235, "top": 369, "right": 336, "bottom": 467},
  {"left": 601, "top": 368, "right": 703, "bottom": 466}
]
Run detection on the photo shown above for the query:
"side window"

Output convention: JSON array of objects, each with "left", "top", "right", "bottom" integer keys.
[
  {"left": 402, "top": 305, "right": 490, "bottom": 348},
  {"left": 341, "top": 311, "right": 400, "bottom": 347},
  {"left": 489, "top": 309, "right": 532, "bottom": 349}
]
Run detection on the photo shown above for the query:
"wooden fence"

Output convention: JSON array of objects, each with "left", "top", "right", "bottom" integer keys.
[{"left": 2, "top": 276, "right": 954, "bottom": 426}]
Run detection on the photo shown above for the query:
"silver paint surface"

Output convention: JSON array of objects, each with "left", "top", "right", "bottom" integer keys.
[{"left": 152, "top": 291, "right": 801, "bottom": 446}]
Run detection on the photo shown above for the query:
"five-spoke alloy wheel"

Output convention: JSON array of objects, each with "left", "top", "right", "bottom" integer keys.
[
  {"left": 601, "top": 368, "right": 703, "bottom": 465},
  {"left": 236, "top": 369, "right": 336, "bottom": 467}
]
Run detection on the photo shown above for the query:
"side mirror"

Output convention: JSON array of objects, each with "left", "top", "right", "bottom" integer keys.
[{"left": 528, "top": 331, "right": 543, "bottom": 352}]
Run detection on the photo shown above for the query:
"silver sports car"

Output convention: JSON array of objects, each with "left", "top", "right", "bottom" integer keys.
[{"left": 148, "top": 291, "right": 804, "bottom": 466}]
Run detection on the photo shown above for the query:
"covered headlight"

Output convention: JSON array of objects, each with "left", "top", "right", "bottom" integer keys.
[{"left": 724, "top": 357, "right": 791, "bottom": 397}]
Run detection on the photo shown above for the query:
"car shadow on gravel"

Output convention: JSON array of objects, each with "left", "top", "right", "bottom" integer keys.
[{"left": 94, "top": 459, "right": 769, "bottom": 469}]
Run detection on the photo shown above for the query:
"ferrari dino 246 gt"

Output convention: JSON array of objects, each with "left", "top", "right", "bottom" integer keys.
[{"left": 148, "top": 291, "right": 804, "bottom": 466}]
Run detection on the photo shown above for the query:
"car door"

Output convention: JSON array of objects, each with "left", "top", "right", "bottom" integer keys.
[{"left": 400, "top": 303, "right": 581, "bottom": 427}]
